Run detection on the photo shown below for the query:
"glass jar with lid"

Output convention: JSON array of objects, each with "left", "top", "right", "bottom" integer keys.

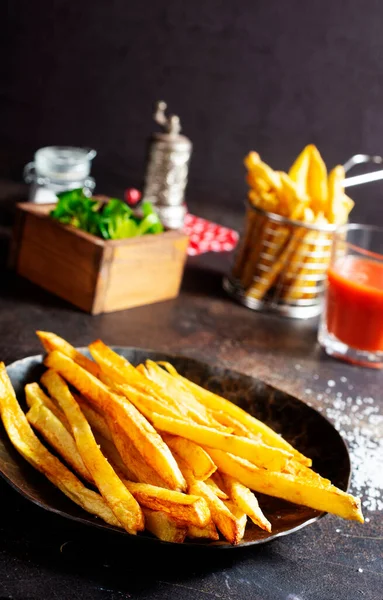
[{"left": 23, "top": 146, "right": 97, "bottom": 203}]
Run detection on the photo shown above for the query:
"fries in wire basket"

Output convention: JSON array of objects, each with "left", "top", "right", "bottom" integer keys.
[
  {"left": 0, "top": 332, "right": 363, "bottom": 545},
  {"left": 233, "top": 145, "right": 355, "bottom": 304}
]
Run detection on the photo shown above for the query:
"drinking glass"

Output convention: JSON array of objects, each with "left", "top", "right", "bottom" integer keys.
[{"left": 318, "top": 224, "right": 383, "bottom": 368}]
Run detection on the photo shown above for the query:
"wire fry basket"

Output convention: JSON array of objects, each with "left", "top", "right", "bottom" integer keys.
[{"left": 223, "top": 203, "right": 336, "bottom": 319}]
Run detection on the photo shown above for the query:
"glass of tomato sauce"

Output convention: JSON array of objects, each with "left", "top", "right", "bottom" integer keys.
[{"left": 319, "top": 224, "right": 383, "bottom": 368}]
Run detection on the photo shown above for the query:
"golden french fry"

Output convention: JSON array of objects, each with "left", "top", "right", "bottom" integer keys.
[
  {"left": 187, "top": 521, "right": 219, "bottom": 541},
  {"left": 279, "top": 172, "right": 308, "bottom": 219},
  {"left": 41, "top": 369, "right": 144, "bottom": 534},
  {"left": 178, "top": 458, "right": 243, "bottom": 545},
  {"left": 36, "top": 331, "right": 100, "bottom": 377},
  {"left": 44, "top": 350, "right": 186, "bottom": 492},
  {"left": 246, "top": 226, "right": 305, "bottom": 300},
  {"left": 307, "top": 145, "right": 328, "bottom": 214},
  {"left": 244, "top": 152, "right": 282, "bottom": 191},
  {"left": 151, "top": 412, "right": 293, "bottom": 472},
  {"left": 0, "top": 363, "right": 120, "bottom": 528},
  {"left": 209, "top": 410, "right": 260, "bottom": 439},
  {"left": 74, "top": 394, "right": 113, "bottom": 441},
  {"left": 106, "top": 416, "right": 172, "bottom": 488},
  {"left": 163, "top": 434, "right": 217, "bottom": 481},
  {"left": 327, "top": 165, "right": 346, "bottom": 224},
  {"left": 26, "top": 401, "right": 92, "bottom": 484},
  {"left": 145, "top": 360, "right": 231, "bottom": 431},
  {"left": 109, "top": 380, "right": 183, "bottom": 421},
  {"left": 224, "top": 500, "right": 247, "bottom": 542},
  {"left": 204, "top": 476, "right": 229, "bottom": 500},
  {"left": 94, "top": 431, "right": 140, "bottom": 482},
  {"left": 143, "top": 509, "right": 187, "bottom": 543},
  {"left": 248, "top": 189, "right": 279, "bottom": 213},
  {"left": 208, "top": 449, "right": 364, "bottom": 523},
  {"left": 158, "top": 364, "right": 311, "bottom": 465},
  {"left": 221, "top": 473, "right": 271, "bottom": 532},
  {"left": 121, "top": 481, "right": 210, "bottom": 528},
  {"left": 331, "top": 193, "right": 354, "bottom": 225},
  {"left": 244, "top": 151, "right": 260, "bottom": 170},
  {"left": 288, "top": 145, "right": 311, "bottom": 197},
  {"left": 25, "top": 382, "right": 70, "bottom": 430},
  {"left": 89, "top": 340, "right": 188, "bottom": 418}
]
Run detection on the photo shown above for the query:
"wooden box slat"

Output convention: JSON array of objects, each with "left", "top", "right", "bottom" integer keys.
[{"left": 11, "top": 203, "right": 188, "bottom": 314}]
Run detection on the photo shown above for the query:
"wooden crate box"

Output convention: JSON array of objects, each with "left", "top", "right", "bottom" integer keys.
[{"left": 10, "top": 203, "right": 189, "bottom": 314}]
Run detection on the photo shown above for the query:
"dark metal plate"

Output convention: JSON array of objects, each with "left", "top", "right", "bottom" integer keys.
[{"left": 0, "top": 348, "right": 351, "bottom": 548}]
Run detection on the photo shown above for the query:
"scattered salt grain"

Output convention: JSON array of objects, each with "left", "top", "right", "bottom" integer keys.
[
  {"left": 295, "top": 364, "right": 302, "bottom": 371},
  {"left": 336, "top": 528, "right": 341, "bottom": 533},
  {"left": 365, "top": 518, "right": 370, "bottom": 523},
  {"left": 340, "top": 376, "right": 347, "bottom": 383},
  {"left": 358, "top": 568, "right": 364, "bottom": 573},
  {"left": 327, "top": 380, "right": 336, "bottom": 387},
  {"left": 323, "top": 392, "right": 383, "bottom": 512},
  {"left": 313, "top": 374, "right": 319, "bottom": 380},
  {"left": 305, "top": 389, "right": 312, "bottom": 395}
]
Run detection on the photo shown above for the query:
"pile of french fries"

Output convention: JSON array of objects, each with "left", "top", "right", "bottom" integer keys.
[
  {"left": 233, "top": 145, "right": 355, "bottom": 303},
  {"left": 0, "top": 331, "right": 363, "bottom": 545}
]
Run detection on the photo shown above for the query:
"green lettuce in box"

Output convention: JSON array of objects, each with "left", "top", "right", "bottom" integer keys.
[{"left": 50, "top": 189, "right": 164, "bottom": 240}]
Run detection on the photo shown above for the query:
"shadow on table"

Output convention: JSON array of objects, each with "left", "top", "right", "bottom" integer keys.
[{"left": 0, "top": 482, "right": 276, "bottom": 597}]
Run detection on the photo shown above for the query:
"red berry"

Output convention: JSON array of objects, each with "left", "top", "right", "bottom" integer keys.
[{"left": 125, "top": 188, "right": 142, "bottom": 206}]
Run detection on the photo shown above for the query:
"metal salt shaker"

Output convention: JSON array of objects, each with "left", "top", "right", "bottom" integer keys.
[{"left": 142, "top": 101, "right": 192, "bottom": 229}]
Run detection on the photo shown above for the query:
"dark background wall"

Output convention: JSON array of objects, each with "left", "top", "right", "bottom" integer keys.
[{"left": 1, "top": 0, "right": 383, "bottom": 223}]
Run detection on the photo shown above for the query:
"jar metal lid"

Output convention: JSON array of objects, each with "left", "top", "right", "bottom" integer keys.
[{"left": 34, "top": 146, "right": 97, "bottom": 183}]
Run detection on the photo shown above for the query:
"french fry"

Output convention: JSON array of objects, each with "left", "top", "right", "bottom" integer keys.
[
  {"left": 41, "top": 369, "right": 144, "bottom": 534},
  {"left": 245, "top": 226, "right": 305, "bottom": 300},
  {"left": 208, "top": 449, "right": 364, "bottom": 523},
  {"left": 244, "top": 152, "right": 282, "bottom": 191},
  {"left": 74, "top": 394, "right": 113, "bottom": 441},
  {"left": 0, "top": 364, "right": 120, "bottom": 528},
  {"left": 238, "top": 146, "right": 355, "bottom": 306},
  {"left": 288, "top": 145, "right": 311, "bottom": 197},
  {"left": 279, "top": 172, "right": 308, "bottom": 219},
  {"left": 151, "top": 412, "right": 293, "bottom": 472},
  {"left": 240, "top": 221, "right": 290, "bottom": 292},
  {"left": 26, "top": 401, "right": 92, "bottom": 484},
  {"left": 94, "top": 431, "right": 140, "bottom": 482},
  {"left": 307, "top": 145, "right": 328, "bottom": 214},
  {"left": 89, "top": 340, "right": 190, "bottom": 419},
  {"left": 106, "top": 416, "right": 172, "bottom": 488},
  {"left": 109, "top": 380, "right": 183, "bottom": 421},
  {"left": 178, "top": 459, "right": 243, "bottom": 545},
  {"left": 224, "top": 500, "right": 247, "bottom": 542},
  {"left": 163, "top": 434, "right": 217, "bottom": 481},
  {"left": 36, "top": 331, "right": 100, "bottom": 377},
  {"left": 158, "top": 363, "right": 311, "bottom": 465},
  {"left": 44, "top": 350, "right": 186, "bottom": 492},
  {"left": 25, "top": 382, "right": 70, "bottom": 430},
  {"left": 204, "top": 476, "right": 229, "bottom": 500},
  {"left": 209, "top": 410, "right": 260, "bottom": 439},
  {"left": 187, "top": 521, "right": 219, "bottom": 541},
  {"left": 121, "top": 481, "right": 210, "bottom": 528},
  {"left": 143, "top": 508, "right": 187, "bottom": 543},
  {"left": 327, "top": 165, "right": 346, "bottom": 224},
  {"left": 221, "top": 473, "right": 271, "bottom": 532},
  {"left": 145, "top": 360, "right": 231, "bottom": 431}
]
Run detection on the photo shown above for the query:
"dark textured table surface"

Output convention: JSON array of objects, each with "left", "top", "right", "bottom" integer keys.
[{"left": 0, "top": 202, "right": 382, "bottom": 600}]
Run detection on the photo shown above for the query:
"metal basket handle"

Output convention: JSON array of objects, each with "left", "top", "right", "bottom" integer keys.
[{"left": 344, "top": 154, "right": 383, "bottom": 188}]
